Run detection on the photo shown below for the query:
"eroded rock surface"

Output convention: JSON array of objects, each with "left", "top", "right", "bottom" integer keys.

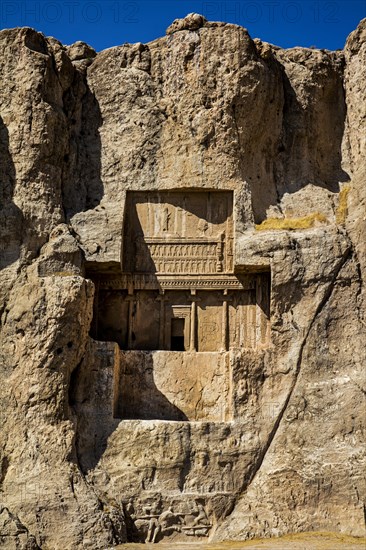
[{"left": 0, "top": 14, "right": 365, "bottom": 549}]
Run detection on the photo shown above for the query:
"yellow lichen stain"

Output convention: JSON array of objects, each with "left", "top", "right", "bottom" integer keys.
[
  {"left": 255, "top": 212, "right": 328, "bottom": 231},
  {"left": 52, "top": 271, "right": 76, "bottom": 277},
  {"left": 336, "top": 184, "right": 350, "bottom": 225}
]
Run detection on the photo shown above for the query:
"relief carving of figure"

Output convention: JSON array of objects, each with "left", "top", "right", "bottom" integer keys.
[
  {"left": 183, "top": 451, "right": 209, "bottom": 492},
  {"left": 144, "top": 501, "right": 211, "bottom": 542},
  {"left": 181, "top": 500, "right": 211, "bottom": 537},
  {"left": 192, "top": 501, "right": 209, "bottom": 527},
  {"left": 198, "top": 218, "right": 210, "bottom": 235},
  {"left": 162, "top": 207, "right": 171, "bottom": 232},
  {"left": 145, "top": 506, "right": 183, "bottom": 543}
]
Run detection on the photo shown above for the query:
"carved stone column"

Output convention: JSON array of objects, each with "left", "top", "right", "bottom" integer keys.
[
  {"left": 126, "top": 291, "right": 136, "bottom": 349},
  {"left": 220, "top": 289, "right": 232, "bottom": 351},
  {"left": 156, "top": 291, "right": 168, "bottom": 349},
  {"left": 189, "top": 289, "right": 198, "bottom": 351}
]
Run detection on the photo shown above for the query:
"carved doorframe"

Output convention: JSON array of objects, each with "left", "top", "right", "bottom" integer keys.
[{"left": 168, "top": 305, "right": 191, "bottom": 351}]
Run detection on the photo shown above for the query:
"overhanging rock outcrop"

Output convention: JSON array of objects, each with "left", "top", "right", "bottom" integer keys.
[{"left": 0, "top": 14, "right": 365, "bottom": 549}]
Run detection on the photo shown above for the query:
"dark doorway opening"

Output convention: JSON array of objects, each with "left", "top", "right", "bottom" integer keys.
[{"left": 171, "top": 318, "right": 185, "bottom": 351}]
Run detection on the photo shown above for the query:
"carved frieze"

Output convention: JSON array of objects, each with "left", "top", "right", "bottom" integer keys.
[
  {"left": 124, "top": 498, "right": 212, "bottom": 543},
  {"left": 144, "top": 239, "right": 221, "bottom": 274}
]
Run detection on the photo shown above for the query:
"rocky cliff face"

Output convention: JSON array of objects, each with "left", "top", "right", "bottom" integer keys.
[{"left": 0, "top": 14, "right": 365, "bottom": 549}]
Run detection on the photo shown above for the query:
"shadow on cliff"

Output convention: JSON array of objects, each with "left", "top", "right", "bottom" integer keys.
[
  {"left": 62, "top": 86, "right": 104, "bottom": 220},
  {"left": 69, "top": 349, "right": 187, "bottom": 473},
  {"left": 0, "top": 116, "right": 23, "bottom": 271},
  {"left": 117, "top": 352, "right": 188, "bottom": 422},
  {"left": 249, "top": 59, "right": 350, "bottom": 223}
]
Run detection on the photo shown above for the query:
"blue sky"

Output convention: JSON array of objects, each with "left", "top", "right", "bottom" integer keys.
[{"left": 0, "top": 0, "right": 365, "bottom": 51}]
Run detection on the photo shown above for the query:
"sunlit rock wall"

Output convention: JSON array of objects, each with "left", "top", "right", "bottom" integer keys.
[{"left": 0, "top": 14, "right": 365, "bottom": 549}]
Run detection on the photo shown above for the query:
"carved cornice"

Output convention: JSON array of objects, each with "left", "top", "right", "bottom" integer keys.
[{"left": 97, "top": 273, "right": 256, "bottom": 291}]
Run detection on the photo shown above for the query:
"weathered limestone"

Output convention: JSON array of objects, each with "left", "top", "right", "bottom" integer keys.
[
  {"left": 0, "top": 13, "right": 365, "bottom": 549},
  {"left": 116, "top": 351, "right": 231, "bottom": 421}
]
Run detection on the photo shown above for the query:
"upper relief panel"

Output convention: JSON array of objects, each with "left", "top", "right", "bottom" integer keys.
[{"left": 123, "top": 190, "right": 234, "bottom": 275}]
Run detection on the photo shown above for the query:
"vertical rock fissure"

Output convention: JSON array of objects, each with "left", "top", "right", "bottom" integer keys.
[{"left": 224, "top": 243, "right": 353, "bottom": 517}]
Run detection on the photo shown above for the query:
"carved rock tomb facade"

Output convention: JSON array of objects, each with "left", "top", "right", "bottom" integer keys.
[{"left": 88, "top": 190, "right": 270, "bottom": 423}]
